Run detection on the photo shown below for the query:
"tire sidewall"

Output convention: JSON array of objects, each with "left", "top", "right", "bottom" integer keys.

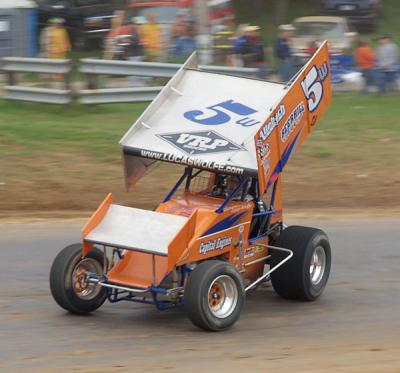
[
  {"left": 50, "top": 245, "right": 107, "bottom": 313},
  {"left": 186, "top": 261, "right": 245, "bottom": 331}
]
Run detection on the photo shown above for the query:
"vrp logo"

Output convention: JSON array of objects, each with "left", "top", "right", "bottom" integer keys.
[{"left": 158, "top": 131, "right": 245, "bottom": 155}]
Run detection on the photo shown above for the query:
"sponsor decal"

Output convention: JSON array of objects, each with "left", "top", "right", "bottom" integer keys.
[
  {"left": 256, "top": 139, "right": 271, "bottom": 160},
  {"left": 258, "top": 104, "right": 286, "bottom": 141},
  {"left": 139, "top": 149, "right": 245, "bottom": 175},
  {"left": 199, "top": 236, "right": 233, "bottom": 255},
  {"left": 301, "top": 62, "right": 329, "bottom": 112},
  {"left": 224, "top": 202, "right": 253, "bottom": 212},
  {"left": 255, "top": 245, "right": 265, "bottom": 254},
  {"left": 244, "top": 245, "right": 267, "bottom": 259},
  {"left": 244, "top": 247, "right": 255, "bottom": 259},
  {"left": 263, "top": 158, "right": 270, "bottom": 177},
  {"left": 280, "top": 102, "right": 305, "bottom": 142},
  {"left": 158, "top": 131, "right": 244, "bottom": 156}
]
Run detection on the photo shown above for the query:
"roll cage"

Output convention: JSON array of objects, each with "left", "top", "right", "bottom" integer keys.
[{"left": 162, "top": 166, "right": 281, "bottom": 241}]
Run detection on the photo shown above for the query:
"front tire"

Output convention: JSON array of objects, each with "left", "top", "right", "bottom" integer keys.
[
  {"left": 50, "top": 244, "right": 107, "bottom": 314},
  {"left": 270, "top": 226, "right": 331, "bottom": 301},
  {"left": 185, "top": 260, "right": 245, "bottom": 331}
]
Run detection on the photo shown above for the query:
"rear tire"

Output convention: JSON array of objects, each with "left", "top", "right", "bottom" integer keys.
[
  {"left": 270, "top": 226, "right": 331, "bottom": 301},
  {"left": 50, "top": 244, "right": 107, "bottom": 314},
  {"left": 185, "top": 260, "right": 245, "bottom": 331}
]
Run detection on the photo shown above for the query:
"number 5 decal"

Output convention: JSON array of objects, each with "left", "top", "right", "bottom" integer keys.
[
  {"left": 184, "top": 100, "right": 257, "bottom": 126},
  {"left": 301, "top": 65, "right": 323, "bottom": 112}
]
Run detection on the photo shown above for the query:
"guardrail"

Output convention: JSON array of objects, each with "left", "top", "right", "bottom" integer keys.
[
  {"left": 78, "top": 59, "right": 260, "bottom": 104},
  {"left": 0, "top": 57, "right": 72, "bottom": 105},
  {"left": 1, "top": 56, "right": 382, "bottom": 104},
  {"left": 79, "top": 87, "right": 163, "bottom": 105},
  {"left": 79, "top": 58, "right": 260, "bottom": 78}
]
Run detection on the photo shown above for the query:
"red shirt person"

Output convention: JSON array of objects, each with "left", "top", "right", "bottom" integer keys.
[{"left": 354, "top": 39, "right": 376, "bottom": 94}]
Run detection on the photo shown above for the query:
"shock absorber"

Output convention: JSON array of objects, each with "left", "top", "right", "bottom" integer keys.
[{"left": 171, "top": 267, "right": 179, "bottom": 303}]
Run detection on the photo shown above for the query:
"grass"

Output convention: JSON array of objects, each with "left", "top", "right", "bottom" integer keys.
[
  {"left": 1, "top": 93, "right": 400, "bottom": 213},
  {"left": 0, "top": 101, "right": 148, "bottom": 160},
  {"left": 302, "top": 93, "right": 400, "bottom": 165},
  {"left": 2, "top": 93, "right": 398, "bottom": 159}
]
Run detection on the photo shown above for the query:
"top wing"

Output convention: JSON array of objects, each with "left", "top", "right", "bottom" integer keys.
[
  {"left": 119, "top": 43, "right": 331, "bottom": 192},
  {"left": 254, "top": 41, "right": 332, "bottom": 195}
]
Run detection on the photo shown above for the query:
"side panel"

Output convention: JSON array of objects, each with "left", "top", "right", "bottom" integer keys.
[
  {"left": 107, "top": 251, "right": 168, "bottom": 288},
  {"left": 254, "top": 41, "right": 332, "bottom": 195},
  {"left": 82, "top": 193, "right": 113, "bottom": 256},
  {"left": 167, "top": 210, "right": 198, "bottom": 272},
  {"left": 176, "top": 204, "right": 253, "bottom": 266}
]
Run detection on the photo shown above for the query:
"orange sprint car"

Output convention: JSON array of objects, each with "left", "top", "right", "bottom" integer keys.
[{"left": 50, "top": 42, "right": 332, "bottom": 331}]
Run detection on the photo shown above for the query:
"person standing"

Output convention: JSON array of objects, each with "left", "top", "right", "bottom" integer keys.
[
  {"left": 142, "top": 13, "right": 162, "bottom": 61},
  {"left": 127, "top": 17, "right": 146, "bottom": 87},
  {"left": 39, "top": 20, "right": 52, "bottom": 58},
  {"left": 47, "top": 18, "right": 71, "bottom": 81},
  {"left": 232, "top": 24, "right": 248, "bottom": 67},
  {"left": 274, "top": 24, "right": 294, "bottom": 82},
  {"left": 104, "top": 10, "right": 125, "bottom": 60},
  {"left": 354, "top": 38, "right": 376, "bottom": 94},
  {"left": 234, "top": 25, "right": 255, "bottom": 67},
  {"left": 251, "top": 26, "right": 267, "bottom": 79},
  {"left": 48, "top": 18, "right": 71, "bottom": 60},
  {"left": 376, "top": 35, "right": 399, "bottom": 93},
  {"left": 171, "top": 12, "right": 186, "bottom": 56}
]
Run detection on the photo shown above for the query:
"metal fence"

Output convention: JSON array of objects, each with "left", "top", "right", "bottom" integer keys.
[
  {"left": 79, "top": 87, "right": 163, "bottom": 105},
  {"left": 0, "top": 57, "right": 261, "bottom": 105},
  {"left": 0, "top": 57, "right": 72, "bottom": 104},
  {"left": 78, "top": 59, "right": 260, "bottom": 104}
]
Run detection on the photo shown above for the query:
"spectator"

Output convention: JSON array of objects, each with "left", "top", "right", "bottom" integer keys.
[
  {"left": 251, "top": 26, "right": 267, "bottom": 79},
  {"left": 171, "top": 13, "right": 186, "bottom": 47},
  {"left": 376, "top": 34, "right": 399, "bottom": 93},
  {"left": 354, "top": 38, "right": 376, "bottom": 94},
  {"left": 127, "top": 17, "right": 146, "bottom": 87},
  {"left": 233, "top": 25, "right": 267, "bottom": 77},
  {"left": 232, "top": 24, "right": 248, "bottom": 66},
  {"left": 104, "top": 10, "right": 124, "bottom": 60},
  {"left": 142, "top": 13, "right": 162, "bottom": 61},
  {"left": 39, "top": 20, "right": 52, "bottom": 58},
  {"left": 213, "top": 27, "right": 235, "bottom": 66},
  {"left": 233, "top": 25, "right": 255, "bottom": 67},
  {"left": 132, "top": 15, "right": 147, "bottom": 37},
  {"left": 275, "top": 24, "right": 295, "bottom": 82},
  {"left": 48, "top": 18, "right": 71, "bottom": 60},
  {"left": 173, "top": 19, "right": 197, "bottom": 58}
]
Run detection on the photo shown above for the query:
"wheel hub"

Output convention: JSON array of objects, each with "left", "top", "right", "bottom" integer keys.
[
  {"left": 208, "top": 275, "right": 238, "bottom": 319},
  {"left": 72, "top": 258, "right": 103, "bottom": 300},
  {"left": 309, "top": 246, "right": 326, "bottom": 286}
]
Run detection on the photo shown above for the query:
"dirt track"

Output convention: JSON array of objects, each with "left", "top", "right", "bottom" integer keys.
[
  {"left": 0, "top": 218, "right": 399, "bottom": 372},
  {"left": 1, "top": 147, "right": 400, "bottom": 215}
]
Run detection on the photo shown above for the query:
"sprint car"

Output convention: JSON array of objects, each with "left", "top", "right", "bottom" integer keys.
[{"left": 50, "top": 42, "right": 332, "bottom": 331}]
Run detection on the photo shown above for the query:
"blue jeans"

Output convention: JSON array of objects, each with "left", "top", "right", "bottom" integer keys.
[
  {"left": 361, "top": 68, "right": 376, "bottom": 94},
  {"left": 278, "top": 60, "right": 294, "bottom": 82},
  {"left": 378, "top": 70, "right": 398, "bottom": 93}
]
